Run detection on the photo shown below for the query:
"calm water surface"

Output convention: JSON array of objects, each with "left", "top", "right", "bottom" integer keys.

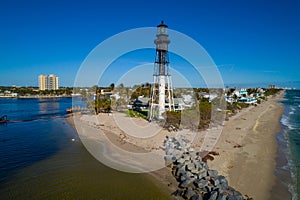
[{"left": 0, "top": 97, "right": 169, "bottom": 199}]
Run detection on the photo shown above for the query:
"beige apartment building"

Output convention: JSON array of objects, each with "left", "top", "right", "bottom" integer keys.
[{"left": 39, "top": 74, "right": 59, "bottom": 90}]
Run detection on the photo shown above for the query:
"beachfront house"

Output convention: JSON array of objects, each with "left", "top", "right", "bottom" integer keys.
[
  {"left": 181, "top": 94, "right": 195, "bottom": 108},
  {"left": 240, "top": 88, "right": 248, "bottom": 96},
  {"left": 198, "top": 92, "right": 218, "bottom": 102},
  {"left": 239, "top": 97, "right": 257, "bottom": 104},
  {"left": 133, "top": 96, "right": 150, "bottom": 112},
  {"left": 224, "top": 88, "right": 262, "bottom": 104},
  {"left": 224, "top": 96, "right": 236, "bottom": 104},
  {"left": 257, "top": 88, "right": 265, "bottom": 97},
  {"left": 110, "top": 92, "right": 120, "bottom": 101},
  {"left": 232, "top": 89, "right": 240, "bottom": 98}
]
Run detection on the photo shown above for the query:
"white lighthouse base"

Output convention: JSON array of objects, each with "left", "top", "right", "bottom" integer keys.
[{"left": 158, "top": 75, "right": 165, "bottom": 119}]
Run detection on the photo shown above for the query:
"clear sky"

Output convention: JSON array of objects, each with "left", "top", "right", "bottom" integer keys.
[{"left": 0, "top": 0, "right": 299, "bottom": 88}]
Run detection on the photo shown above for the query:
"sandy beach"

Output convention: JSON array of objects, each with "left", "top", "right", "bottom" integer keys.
[
  {"left": 207, "top": 91, "right": 285, "bottom": 199},
  {"left": 66, "top": 91, "right": 285, "bottom": 199}
]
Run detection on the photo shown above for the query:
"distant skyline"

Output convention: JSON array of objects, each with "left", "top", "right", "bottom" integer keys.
[{"left": 0, "top": 0, "right": 300, "bottom": 89}]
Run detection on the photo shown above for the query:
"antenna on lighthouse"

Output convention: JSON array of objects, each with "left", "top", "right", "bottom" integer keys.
[{"left": 149, "top": 21, "right": 175, "bottom": 120}]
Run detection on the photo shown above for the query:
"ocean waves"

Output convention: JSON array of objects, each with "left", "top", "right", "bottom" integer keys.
[{"left": 279, "top": 90, "right": 300, "bottom": 200}]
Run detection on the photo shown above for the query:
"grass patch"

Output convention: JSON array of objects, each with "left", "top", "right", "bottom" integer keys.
[{"left": 124, "top": 110, "right": 148, "bottom": 119}]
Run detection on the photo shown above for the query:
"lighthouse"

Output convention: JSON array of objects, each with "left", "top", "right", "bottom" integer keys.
[{"left": 149, "top": 21, "right": 174, "bottom": 120}]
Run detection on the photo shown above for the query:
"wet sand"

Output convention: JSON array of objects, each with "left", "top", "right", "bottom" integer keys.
[{"left": 65, "top": 114, "right": 177, "bottom": 198}]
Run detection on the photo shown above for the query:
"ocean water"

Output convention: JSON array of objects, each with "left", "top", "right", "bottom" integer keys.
[
  {"left": 274, "top": 90, "right": 300, "bottom": 199},
  {"left": 0, "top": 97, "right": 169, "bottom": 199}
]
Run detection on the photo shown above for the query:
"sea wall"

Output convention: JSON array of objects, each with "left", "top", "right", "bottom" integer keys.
[{"left": 164, "top": 135, "right": 246, "bottom": 200}]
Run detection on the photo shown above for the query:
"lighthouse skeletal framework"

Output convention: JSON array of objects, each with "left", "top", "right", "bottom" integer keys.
[{"left": 149, "top": 21, "right": 174, "bottom": 120}]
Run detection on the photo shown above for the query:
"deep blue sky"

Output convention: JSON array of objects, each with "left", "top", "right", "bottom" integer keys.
[{"left": 0, "top": 0, "right": 299, "bottom": 88}]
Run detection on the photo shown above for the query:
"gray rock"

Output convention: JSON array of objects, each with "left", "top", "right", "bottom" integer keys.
[
  {"left": 235, "top": 195, "right": 244, "bottom": 200},
  {"left": 195, "top": 188, "right": 206, "bottom": 194},
  {"left": 197, "top": 156, "right": 203, "bottom": 162},
  {"left": 189, "top": 151, "right": 197, "bottom": 159},
  {"left": 191, "top": 167, "right": 200, "bottom": 174},
  {"left": 175, "top": 165, "right": 186, "bottom": 177},
  {"left": 191, "top": 194, "right": 203, "bottom": 200},
  {"left": 177, "top": 157, "right": 186, "bottom": 164},
  {"left": 179, "top": 178, "right": 194, "bottom": 188},
  {"left": 180, "top": 174, "right": 187, "bottom": 182},
  {"left": 227, "top": 196, "right": 234, "bottom": 200},
  {"left": 194, "top": 179, "right": 208, "bottom": 189},
  {"left": 218, "top": 184, "right": 228, "bottom": 194},
  {"left": 218, "top": 175, "right": 228, "bottom": 185},
  {"left": 208, "top": 190, "right": 218, "bottom": 200},
  {"left": 164, "top": 155, "right": 173, "bottom": 163},
  {"left": 184, "top": 189, "right": 197, "bottom": 199},
  {"left": 227, "top": 194, "right": 243, "bottom": 200},
  {"left": 164, "top": 136, "right": 244, "bottom": 200},
  {"left": 182, "top": 154, "right": 190, "bottom": 161},
  {"left": 203, "top": 185, "right": 212, "bottom": 193},
  {"left": 186, "top": 162, "right": 196, "bottom": 172},
  {"left": 233, "top": 190, "right": 243, "bottom": 196},
  {"left": 202, "top": 162, "right": 209, "bottom": 170},
  {"left": 186, "top": 171, "right": 195, "bottom": 178},
  {"left": 172, "top": 189, "right": 183, "bottom": 197},
  {"left": 173, "top": 149, "right": 183, "bottom": 159},
  {"left": 176, "top": 162, "right": 185, "bottom": 169},
  {"left": 197, "top": 171, "right": 207, "bottom": 180},
  {"left": 217, "top": 194, "right": 228, "bottom": 200},
  {"left": 212, "top": 178, "right": 220, "bottom": 186},
  {"left": 227, "top": 196, "right": 236, "bottom": 200},
  {"left": 228, "top": 194, "right": 243, "bottom": 200},
  {"left": 171, "top": 156, "right": 177, "bottom": 162},
  {"left": 194, "top": 160, "right": 202, "bottom": 169},
  {"left": 166, "top": 148, "right": 174, "bottom": 156},
  {"left": 207, "top": 170, "right": 218, "bottom": 178}
]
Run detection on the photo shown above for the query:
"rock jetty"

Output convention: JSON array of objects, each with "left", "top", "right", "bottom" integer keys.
[{"left": 164, "top": 135, "right": 247, "bottom": 200}]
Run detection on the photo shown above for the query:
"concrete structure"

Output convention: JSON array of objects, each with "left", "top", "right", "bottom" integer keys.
[
  {"left": 149, "top": 21, "right": 174, "bottom": 120},
  {"left": 39, "top": 74, "right": 59, "bottom": 90}
]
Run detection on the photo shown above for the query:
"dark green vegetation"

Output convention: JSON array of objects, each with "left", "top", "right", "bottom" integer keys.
[
  {"left": 128, "top": 86, "right": 283, "bottom": 131},
  {"left": 88, "top": 85, "right": 113, "bottom": 114},
  {"left": 264, "top": 88, "right": 282, "bottom": 96},
  {"left": 164, "top": 101, "right": 211, "bottom": 131},
  {"left": 131, "top": 83, "right": 151, "bottom": 99},
  {"left": 0, "top": 86, "right": 73, "bottom": 96},
  {"left": 94, "top": 97, "right": 111, "bottom": 113}
]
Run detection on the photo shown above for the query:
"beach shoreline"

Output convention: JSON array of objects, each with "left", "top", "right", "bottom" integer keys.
[
  {"left": 65, "top": 91, "right": 287, "bottom": 199},
  {"left": 65, "top": 114, "right": 178, "bottom": 198},
  {"left": 207, "top": 90, "right": 287, "bottom": 199}
]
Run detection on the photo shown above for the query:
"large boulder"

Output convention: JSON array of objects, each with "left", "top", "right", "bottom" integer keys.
[
  {"left": 179, "top": 178, "right": 195, "bottom": 188},
  {"left": 208, "top": 190, "right": 218, "bottom": 200},
  {"left": 207, "top": 170, "right": 218, "bottom": 178},
  {"left": 194, "top": 179, "right": 208, "bottom": 189},
  {"left": 216, "top": 194, "right": 228, "bottom": 200},
  {"left": 184, "top": 189, "right": 197, "bottom": 199},
  {"left": 191, "top": 194, "right": 203, "bottom": 200}
]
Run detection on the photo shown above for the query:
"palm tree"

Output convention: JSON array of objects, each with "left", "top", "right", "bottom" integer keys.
[
  {"left": 110, "top": 83, "right": 115, "bottom": 91},
  {"left": 233, "top": 94, "right": 238, "bottom": 102}
]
